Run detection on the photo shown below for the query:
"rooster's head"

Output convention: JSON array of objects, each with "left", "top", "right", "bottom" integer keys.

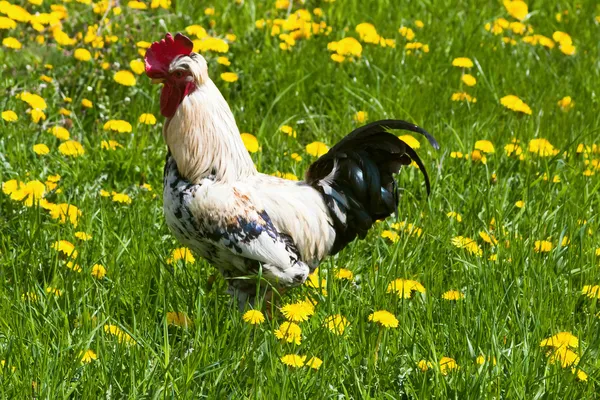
[{"left": 145, "top": 33, "right": 208, "bottom": 118}]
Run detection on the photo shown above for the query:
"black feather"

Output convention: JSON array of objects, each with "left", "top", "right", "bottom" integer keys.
[{"left": 307, "top": 119, "right": 438, "bottom": 255}]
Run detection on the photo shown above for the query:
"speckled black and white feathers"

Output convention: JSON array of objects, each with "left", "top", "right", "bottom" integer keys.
[
  {"left": 305, "top": 120, "right": 439, "bottom": 255},
  {"left": 163, "top": 154, "right": 311, "bottom": 301}
]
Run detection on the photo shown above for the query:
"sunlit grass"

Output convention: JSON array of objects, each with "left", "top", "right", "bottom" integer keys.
[{"left": 1, "top": 0, "right": 600, "bottom": 397}]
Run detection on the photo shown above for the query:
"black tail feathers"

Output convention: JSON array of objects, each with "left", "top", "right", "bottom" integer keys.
[{"left": 305, "top": 119, "right": 438, "bottom": 254}]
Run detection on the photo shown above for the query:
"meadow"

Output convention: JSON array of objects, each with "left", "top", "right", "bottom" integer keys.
[{"left": 1, "top": 0, "right": 600, "bottom": 397}]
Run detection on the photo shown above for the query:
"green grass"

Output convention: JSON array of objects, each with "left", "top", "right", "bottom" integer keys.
[{"left": 1, "top": 0, "right": 600, "bottom": 397}]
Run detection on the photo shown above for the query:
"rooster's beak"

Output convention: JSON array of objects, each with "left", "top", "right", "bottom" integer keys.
[{"left": 151, "top": 78, "right": 165, "bottom": 84}]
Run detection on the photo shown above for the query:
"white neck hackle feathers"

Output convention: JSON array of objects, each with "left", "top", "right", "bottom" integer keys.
[{"left": 163, "top": 54, "right": 257, "bottom": 184}]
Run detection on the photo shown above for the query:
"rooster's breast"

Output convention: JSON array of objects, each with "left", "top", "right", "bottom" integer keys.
[{"left": 162, "top": 155, "right": 258, "bottom": 275}]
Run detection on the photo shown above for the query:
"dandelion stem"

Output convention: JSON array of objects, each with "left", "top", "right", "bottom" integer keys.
[{"left": 374, "top": 326, "right": 383, "bottom": 365}]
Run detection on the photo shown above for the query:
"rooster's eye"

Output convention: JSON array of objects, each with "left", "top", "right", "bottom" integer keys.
[{"left": 174, "top": 71, "right": 183, "bottom": 78}]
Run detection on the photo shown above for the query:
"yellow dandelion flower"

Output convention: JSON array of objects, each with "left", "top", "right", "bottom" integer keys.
[
  {"left": 528, "top": 138, "right": 557, "bottom": 157},
  {"left": 74, "top": 48, "right": 91, "bottom": 61},
  {"left": 33, "top": 144, "right": 50, "bottom": 155},
  {"left": 52, "top": 29, "right": 76, "bottom": 46},
  {"left": 112, "top": 192, "right": 132, "bottom": 204},
  {"left": 240, "top": 133, "right": 259, "bottom": 153},
  {"left": 3, "top": 37, "right": 22, "bottom": 49},
  {"left": 136, "top": 40, "right": 152, "bottom": 49},
  {"left": 368, "top": 310, "right": 398, "bottom": 328},
  {"left": 275, "top": 321, "right": 302, "bottom": 344},
  {"left": 334, "top": 268, "right": 354, "bottom": 281},
  {"left": 113, "top": 70, "right": 136, "bottom": 86},
  {"left": 2, "top": 110, "right": 18, "bottom": 122},
  {"left": 58, "top": 140, "right": 84, "bottom": 157},
  {"left": 7, "top": 180, "right": 46, "bottom": 207},
  {"left": 439, "top": 357, "right": 459, "bottom": 375},
  {"left": 138, "top": 113, "right": 156, "bottom": 125},
  {"left": 559, "top": 42, "right": 576, "bottom": 56},
  {"left": 540, "top": 332, "right": 578, "bottom": 349},
  {"left": 75, "top": 231, "right": 92, "bottom": 241},
  {"left": 356, "top": 23, "right": 380, "bottom": 44},
  {"left": 220, "top": 72, "right": 239, "bottom": 82},
  {"left": 242, "top": 310, "right": 265, "bottom": 325},
  {"left": 45, "top": 287, "right": 63, "bottom": 297},
  {"left": 52, "top": 240, "right": 78, "bottom": 258},
  {"left": 166, "top": 311, "right": 192, "bottom": 328},
  {"left": 31, "top": 109, "right": 47, "bottom": 122},
  {"left": 217, "top": 56, "right": 231, "bottom": 66},
  {"left": 353, "top": 110, "right": 368, "bottom": 123},
  {"left": 500, "top": 95, "right": 532, "bottom": 115},
  {"left": 104, "top": 324, "right": 135, "bottom": 345},
  {"left": 395, "top": 134, "right": 420, "bottom": 149},
  {"left": 503, "top": 0, "right": 528, "bottom": 21},
  {"left": 81, "top": 98, "right": 93, "bottom": 108},
  {"left": 48, "top": 126, "right": 70, "bottom": 141},
  {"left": 101, "top": 140, "right": 123, "bottom": 151},
  {"left": 398, "top": 26, "right": 415, "bottom": 41},
  {"left": 451, "top": 92, "right": 476, "bottom": 103},
  {"left": 452, "top": 57, "right": 473, "bottom": 68},
  {"left": 442, "top": 290, "right": 465, "bottom": 301},
  {"left": 103, "top": 120, "right": 132, "bottom": 133},
  {"left": 306, "top": 356, "right": 323, "bottom": 370},
  {"left": 549, "top": 347, "right": 579, "bottom": 368},
  {"left": 280, "top": 354, "right": 306, "bottom": 368},
  {"left": 290, "top": 152, "right": 302, "bottom": 162},
  {"left": 280, "top": 125, "right": 297, "bottom": 138},
  {"left": 49, "top": 203, "right": 82, "bottom": 226},
  {"left": 91, "top": 264, "right": 106, "bottom": 279},
  {"left": 129, "top": 59, "right": 145, "bottom": 75},
  {"left": 19, "top": 92, "right": 47, "bottom": 110},
  {"left": 515, "top": 200, "right": 525, "bottom": 208},
  {"left": 204, "top": 7, "right": 215, "bottom": 15},
  {"left": 534, "top": 240, "right": 552, "bottom": 253},
  {"left": 553, "top": 31, "right": 572, "bottom": 45},
  {"left": 479, "top": 231, "right": 498, "bottom": 245},
  {"left": 40, "top": 75, "right": 52, "bottom": 83},
  {"left": 451, "top": 236, "right": 482, "bottom": 256},
  {"left": 417, "top": 360, "right": 432, "bottom": 371},
  {"left": 22, "top": 292, "right": 38, "bottom": 302},
  {"left": 193, "top": 37, "right": 229, "bottom": 53},
  {"left": 476, "top": 354, "right": 497, "bottom": 365},
  {"left": 0, "top": 17, "right": 17, "bottom": 30},
  {"left": 475, "top": 140, "right": 494, "bottom": 153},
  {"left": 324, "top": 314, "right": 349, "bottom": 335},
  {"left": 328, "top": 37, "right": 362, "bottom": 57},
  {"left": 381, "top": 230, "right": 399, "bottom": 243},
  {"left": 461, "top": 74, "right": 476, "bottom": 86},
  {"left": 387, "top": 279, "right": 426, "bottom": 299},
  {"left": 306, "top": 141, "right": 329, "bottom": 157},
  {"left": 128, "top": 1, "right": 148, "bottom": 9},
  {"left": 306, "top": 269, "right": 327, "bottom": 295},
  {"left": 573, "top": 368, "right": 587, "bottom": 381},
  {"left": 447, "top": 211, "right": 462, "bottom": 222},
  {"left": 504, "top": 143, "right": 523, "bottom": 157},
  {"left": 80, "top": 349, "right": 97, "bottom": 363},
  {"left": 582, "top": 285, "right": 600, "bottom": 299},
  {"left": 557, "top": 96, "right": 574, "bottom": 111},
  {"left": 509, "top": 21, "right": 526, "bottom": 34},
  {"left": 166, "top": 247, "right": 195, "bottom": 264},
  {"left": 281, "top": 300, "right": 315, "bottom": 322}
]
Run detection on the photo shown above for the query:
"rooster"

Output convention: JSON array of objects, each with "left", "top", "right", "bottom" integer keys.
[{"left": 145, "top": 33, "right": 438, "bottom": 309}]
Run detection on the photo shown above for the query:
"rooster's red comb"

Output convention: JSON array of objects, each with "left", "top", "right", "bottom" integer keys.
[{"left": 145, "top": 33, "right": 193, "bottom": 78}]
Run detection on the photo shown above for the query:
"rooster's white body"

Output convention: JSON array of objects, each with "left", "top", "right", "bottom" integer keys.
[{"left": 162, "top": 77, "right": 334, "bottom": 303}]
